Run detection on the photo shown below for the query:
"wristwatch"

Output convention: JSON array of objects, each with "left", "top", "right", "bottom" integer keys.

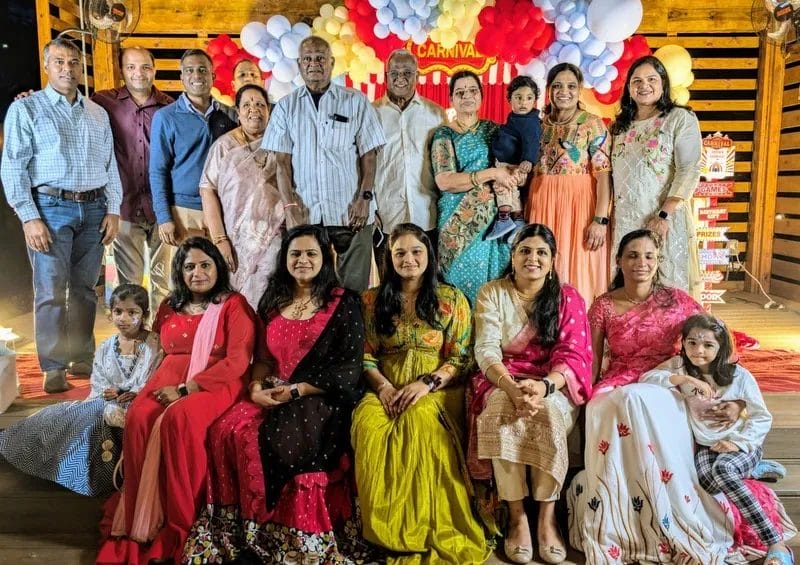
[
  {"left": 177, "top": 383, "right": 189, "bottom": 397},
  {"left": 658, "top": 210, "right": 669, "bottom": 220},
  {"left": 420, "top": 373, "right": 440, "bottom": 391},
  {"left": 592, "top": 216, "right": 609, "bottom": 225},
  {"left": 289, "top": 383, "right": 300, "bottom": 400},
  {"left": 360, "top": 190, "right": 374, "bottom": 201},
  {"left": 541, "top": 378, "right": 555, "bottom": 398}
]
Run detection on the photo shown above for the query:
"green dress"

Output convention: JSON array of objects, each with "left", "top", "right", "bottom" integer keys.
[{"left": 351, "top": 285, "right": 490, "bottom": 564}]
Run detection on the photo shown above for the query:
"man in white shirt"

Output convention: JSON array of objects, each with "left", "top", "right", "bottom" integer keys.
[
  {"left": 373, "top": 49, "right": 446, "bottom": 257},
  {"left": 262, "top": 36, "right": 385, "bottom": 292}
]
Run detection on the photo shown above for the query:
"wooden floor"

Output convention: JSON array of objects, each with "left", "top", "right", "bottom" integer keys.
[{"left": 0, "top": 291, "right": 798, "bottom": 564}]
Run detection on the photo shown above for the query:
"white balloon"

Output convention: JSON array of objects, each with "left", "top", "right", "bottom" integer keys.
[
  {"left": 588, "top": 59, "right": 606, "bottom": 78},
  {"left": 555, "top": 15, "right": 571, "bottom": 33},
  {"left": 593, "top": 77, "right": 612, "bottom": 93},
  {"left": 240, "top": 22, "right": 268, "bottom": 53},
  {"left": 586, "top": 0, "right": 643, "bottom": 43},
  {"left": 266, "top": 46, "right": 283, "bottom": 63},
  {"left": 558, "top": 1, "right": 576, "bottom": 15},
  {"left": 293, "top": 73, "right": 306, "bottom": 86},
  {"left": 374, "top": 22, "right": 391, "bottom": 38},
  {"left": 394, "top": 0, "right": 413, "bottom": 19},
  {"left": 249, "top": 42, "right": 267, "bottom": 59},
  {"left": 404, "top": 16, "right": 421, "bottom": 34},
  {"left": 267, "top": 78, "right": 295, "bottom": 103},
  {"left": 258, "top": 57, "right": 274, "bottom": 72},
  {"left": 409, "top": 0, "right": 426, "bottom": 9},
  {"left": 369, "top": 0, "right": 391, "bottom": 8},
  {"left": 555, "top": 30, "right": 572, "bottom": 43},
  {"left": 272, "top": 58, "right": 298, "bottom": 83},
  {"left": 548, "top": 41, "right": 563, "bottom": 56},
  {"left": 292, "top": 22, "right": 312, "bottom": 37},
  {"left": 581, "top": 36, "right": 605, "bottom": 58},
  {"left": 396, "top": 29, "right": 411, "bottom": 40},
  {"left": 417, "top": 5, "right": 431, "bottom": 19},
  {"left": 412, "top": 28, "right": 428, "bottom": 44},
  {"left": 519, "top": 58, "right": 546, "bottom": 80},
  {"left": 377, "top": 7, "right": 394, "bottom": 25},
  {"left": 604, "top": 65, "right": 618, "bottom": 81},
  {"left": 558, "top": 43, "right": 582, "bottom": 66},
  {"left": 545, "top": 54, "right": 558, "bottom": 69},
  {"left": 266, "top": 15, "right": 292, "bottom": 38},
  {"left": 280, "top": 33, "right": 302, "bottom": 59},
  {"left": 568, "top": 12, "right": 585, "bottom": 28},
  {"left": 389, "top": 18, "right": 405, "bottom": 35},
  {"left": 606, "top": 40, "right": 624, "bottom": 60},
  {"left": 570, "top": 26, "right": 590, "bottom": 43}
]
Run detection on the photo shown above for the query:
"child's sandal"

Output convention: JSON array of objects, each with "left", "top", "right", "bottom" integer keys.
[{"left": 764, "top": 547, "right": 794, "bottom": 565}]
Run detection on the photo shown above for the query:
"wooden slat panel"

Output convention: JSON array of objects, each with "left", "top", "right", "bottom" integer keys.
[
  {"left": 691, "top": 78, "right": 757, "bottom": 90},
  {"left": 692, "top": 58, "right": 758, "bottom": 70},
  {"left": 735, "top": 182, "right": 751, "bottom": 194},
  {"left": 699, "top": 121, "right": 758, "bottom": 133},
  {"left": 638, "top": 1, "right": 760, "bottom": 34},
  {"left": 645, "top": 35, "right": 760, "bottom": 49},
  {"left": 787, "top": 65, "right": 800, "bottom": 87},
  {"left": 122, "top": 36, "right": 209, "bottom": 49},
  {"left": 777, "top": 197, "right": 800, "bottom": 214},
  {"left": 777, "top": 176, "right": 800, "bottom": 192},
  {"left": 783, "top": 88, "right": 800, "bottom": 109},
  {"left": 774, "top": 238, "right": 800, "bottom": 260},
  {"left": 691, "top": 100, "right": 755, "bottom": 112},
  {"left": 51, "top": 0, "right": 81, "bottom": 18},
  {"left": 775, "top": 218, "right": 800, "bottom": 235},
  {"left": 779, "top": 154, "right": 800, "bottom": 171},
  {"left": 771, "top": 258, "right": 800, "bottom": 281},
  {"left": 784, "top": 108, "right": 800, "bottom": 129},
  {"left": 780, "top": 132, "right": 800, "bottom": 150},
  {"left": 770, "top": 278, "right": 800, "bottom": 301}
]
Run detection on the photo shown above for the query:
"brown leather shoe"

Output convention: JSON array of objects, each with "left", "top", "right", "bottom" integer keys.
[
  {"left": 43, "top": 370, "right": 69, "bottom": 393},
  {"left": 68, "top": 361, "right": 93, "bottom": 376}
]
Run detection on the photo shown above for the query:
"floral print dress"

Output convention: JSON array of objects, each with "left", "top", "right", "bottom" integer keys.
[{"left": 611, "top": 108, "right": 702, "bottom": 297}]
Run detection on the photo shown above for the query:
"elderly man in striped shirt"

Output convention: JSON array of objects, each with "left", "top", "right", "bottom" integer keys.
[
  {"left": 262, "top": 36, "right": 385, "bottom": 292},
  {"left": 1, "top": 38, "right": 123, "bottom": 393}
]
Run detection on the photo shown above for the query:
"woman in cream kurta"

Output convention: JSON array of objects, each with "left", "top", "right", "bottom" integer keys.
[{"left": 611, "top": 56, "right": 702, "bottom": 296}]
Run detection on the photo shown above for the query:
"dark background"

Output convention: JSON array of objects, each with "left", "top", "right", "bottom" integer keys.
[{"left": 0, "top": 0, "right": 39, "bottom": 320}]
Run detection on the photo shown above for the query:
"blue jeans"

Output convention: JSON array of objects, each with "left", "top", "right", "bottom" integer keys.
[{"left": 28, "top": 193, "right": 106, "bottom": 371}]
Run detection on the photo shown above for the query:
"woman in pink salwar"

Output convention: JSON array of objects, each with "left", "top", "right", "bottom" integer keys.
[
  {"left": 567, "top": 229, "right": 747, "bottom": 564},
  {"left": 200, "top": 84, "right": 284, "bottom": 309},
  {"left": 467, "top": 224, "right": 592, "bottom": 565}
]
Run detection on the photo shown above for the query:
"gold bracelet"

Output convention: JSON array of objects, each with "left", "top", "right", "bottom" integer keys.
[
  {"left": 496, "top": 373, "right": 513, "bottom": 388},
  {"left": 469, "top": 171, "right": 480, "bottom": 188},
  {"left": 212, "top": 234, "right": 229, "bottom": 245}
]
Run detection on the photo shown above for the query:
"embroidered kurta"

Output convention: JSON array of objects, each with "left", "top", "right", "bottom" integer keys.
[{"left": 611, "top": 108, "right": 702, "bottom": 296}]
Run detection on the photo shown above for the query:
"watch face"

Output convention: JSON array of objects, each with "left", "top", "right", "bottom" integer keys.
[{"left": 361, "top": 191, "right": 374, "bottom": 201}]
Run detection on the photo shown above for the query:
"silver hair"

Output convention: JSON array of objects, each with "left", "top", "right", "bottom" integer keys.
[
  {"left": 386, "top": 49, "right": 417, "bottom": 68},
  {"left": 43, "top": 38, "right": 82, "bottom": 63}
]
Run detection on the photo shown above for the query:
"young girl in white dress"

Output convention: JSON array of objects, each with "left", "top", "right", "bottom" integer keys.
[{"left": 642, "top": 313, "right": 795, "bottom": 565}]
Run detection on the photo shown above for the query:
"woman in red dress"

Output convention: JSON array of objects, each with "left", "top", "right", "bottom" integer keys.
[
  {"left": 184, "top": 225, "right": 371, "bottom": 564},
  {"left": 97, "top": 237, "right": 257, "bottom": 565}
]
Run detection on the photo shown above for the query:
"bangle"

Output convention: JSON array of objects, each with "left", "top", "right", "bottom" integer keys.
[
  {"left": 740, "top": 407, "right": 749, "bottom": 421},
  {"left": 496, "top": 373, "right": 513, "bottom": 388},
  {"left": 469, "top": 171, "right": 481, "bottom": 188},
  {"left": 212, "top": 234, "right": 229, "bottom": 244},
  {"left": 283, "top": 202, "right": 298, "bottom": 210}
]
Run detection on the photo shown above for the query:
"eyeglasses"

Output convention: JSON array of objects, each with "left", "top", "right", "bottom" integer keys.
[
  {"left": 453, "top": 88, "right": 480, "bottom": 99},
  {"left": 388, "top": 70, "right": 416, "bottom": 80}
]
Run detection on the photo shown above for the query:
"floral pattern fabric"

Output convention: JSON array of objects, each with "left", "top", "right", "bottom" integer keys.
[
  {"left": 610, "top": 108, "right": 702, "bottom": 296},
  {"left": 534, "top": 111, "right": 610, "bottom": 176},
  {"left": 431, "top": 120, "right": 510, "bottom": 305}
]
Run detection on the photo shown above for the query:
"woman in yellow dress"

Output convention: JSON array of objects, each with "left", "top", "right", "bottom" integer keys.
[{"left": 351, "top": 223, "right": 490, "bottom": 564}]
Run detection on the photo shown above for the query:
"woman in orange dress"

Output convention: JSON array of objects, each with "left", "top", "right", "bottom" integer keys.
[{"left": 526, "top": 63, "right": 611, "bottom": 305}]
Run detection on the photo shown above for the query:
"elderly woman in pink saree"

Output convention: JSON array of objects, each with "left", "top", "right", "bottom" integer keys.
[
  {"left": 467, "top": 224, "right": 592, "bottom": 565},
  {"left": 566, "top": 229, "right": 756, "bottom": 565},
  {"left": 200, "top": 84, "right": 284, "bottom": 309}
]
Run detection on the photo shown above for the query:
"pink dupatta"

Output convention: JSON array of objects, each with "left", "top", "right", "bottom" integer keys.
[{"left": 111, "top": 299, "right": 227, "bottom": 541}]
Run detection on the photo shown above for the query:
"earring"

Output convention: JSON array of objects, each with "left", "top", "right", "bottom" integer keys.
[{"left": 547, "top": 270, "right": 552, "bottom": 280}]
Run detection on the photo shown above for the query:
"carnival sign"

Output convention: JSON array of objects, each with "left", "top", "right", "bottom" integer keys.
[
  {"left": 700, "top": 289, "right": 727, "bottom": 304},
  {"left": 698, "top": 248, "right": 731, "bottom": 266},
  {"left": 696, "top": 226, "right": 730, "bottom": 242},
  {"left": 699, "top": 132, "right": 736, "bottom": 181},
  {"left": 695, "top": 181, "right": 735, "bottom": 198},
  {"left": 409, "top": 40, "right": 497, "bottom": 76},
  {"left": 698, "top": 207, "right": 729, "bottom": 222},
  {"left": 701, "top": 270, "right": 726, "bottom": 284}
]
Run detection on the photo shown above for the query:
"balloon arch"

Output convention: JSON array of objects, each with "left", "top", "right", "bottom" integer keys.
[{"left": 206, "top": 0, "right": 698, "bottom": 122}]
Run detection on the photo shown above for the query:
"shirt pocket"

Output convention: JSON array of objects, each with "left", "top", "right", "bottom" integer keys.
[
  {"left": 322, "top": 118, "right": 357, "bottom": 153},
  {"left": 32, "top": 117, "right": 60, "bottom": 153}
]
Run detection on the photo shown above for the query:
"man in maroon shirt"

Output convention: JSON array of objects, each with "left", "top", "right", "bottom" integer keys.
[{"left": 92, "top": 47, "right": 174, "bottom": 317}]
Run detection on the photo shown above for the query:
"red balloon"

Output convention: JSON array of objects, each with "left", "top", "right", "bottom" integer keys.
[
  {"left": 207, "top": 41, "right": 224, "bottom": 56},
  {"left": 344, "top": 0, "right": 356, "bottom": 8},
  {"left": 478, "top": 6, "right": 496, "bottom": 26},
  {"left": 223, "top": 44, "right": 238, "bottom": 57}
]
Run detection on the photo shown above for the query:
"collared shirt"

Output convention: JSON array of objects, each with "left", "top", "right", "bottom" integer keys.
[
  {"left": 1, "top": 85, "right": 123, "bottom": 223},
  {"left": 373, "top": 94, "right": 446, "bottom": 233},
  {"left": 262, "top": 83, "right": 385, "bottom": 226},
  {"left": 180, "top": 92, "right": 218, "bottom": 119},
  {"left": 92, "top": 86, "right": 174, "bottom": 223}
]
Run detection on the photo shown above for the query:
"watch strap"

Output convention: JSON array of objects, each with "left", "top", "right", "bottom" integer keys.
[
  {"left": 541, "top": 377, "right": 555, "bottom": 398},
  {"left": 658, "top": 210, "right": 669, "bottom": 220},
  {"left": 289, "top": 383, "right": 300, "bottom": 400},
  {"left": 592, "top": 215, "right": 609, "bottom": 225}
]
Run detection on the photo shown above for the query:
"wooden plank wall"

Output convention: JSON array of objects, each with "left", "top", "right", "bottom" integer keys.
[{"left": 775, "top": 51, "right": 800, "bottom": 301}]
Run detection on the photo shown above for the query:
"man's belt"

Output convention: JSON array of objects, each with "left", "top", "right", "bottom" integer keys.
[{"left": 36, "top": 186, "right": 104, "bottom": 202}]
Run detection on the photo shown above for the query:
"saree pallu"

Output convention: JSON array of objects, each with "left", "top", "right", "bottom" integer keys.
[{"left": 431, "top": 121, "right": 510, "bottom": 305}]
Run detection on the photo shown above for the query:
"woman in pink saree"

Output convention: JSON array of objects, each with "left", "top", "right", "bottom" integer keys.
[
  {"left": 567, "top": 229, "right": 748, "bottom": 564},
  {"left": 200, "top": 84, "right": 284, "bottom": 309},
  {"left": 467, "top": 224, "right": 592, "bottom": 565}
]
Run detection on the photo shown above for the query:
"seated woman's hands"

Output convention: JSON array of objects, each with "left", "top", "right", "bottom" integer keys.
[
  {"left": 376, "top": 381, "right": 430, "bottom": 419},
  {"left": 116, "top": 391, "right": 137, "bottom": 404},
  {"left": 499, "top": 377, "right": 544, "bottom": 418},
  {"left": 103, "top": 387, "right": 119, "bottom": 401},
  {"left": 154, "top": 385, "right": 181, "bottom": 406},
  {"left": 251, "top": 385, "right": 292, "bottom": 408}
]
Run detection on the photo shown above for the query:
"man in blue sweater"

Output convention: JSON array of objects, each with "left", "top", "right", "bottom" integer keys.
[{"left": 149, "top": 49, "right": 236, "bottom": 247}]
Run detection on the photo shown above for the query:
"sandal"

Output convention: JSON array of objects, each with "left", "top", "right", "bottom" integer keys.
[
  {"left": 765, "top": 547, "right": 794, "bottom": 565},
  {"left": 504, "top": 539, "right": 533, "bottom": 564},
  {"left": 538, "top": 542, "right": 567, "bottom": 564}
]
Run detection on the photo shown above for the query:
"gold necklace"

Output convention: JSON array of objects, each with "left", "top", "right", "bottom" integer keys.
[
  {"left": 185, "top": 301, "right": 208, "bottom": 314},
  {"left": 548, "top": 107, "right": 579, "bottom": 126},
  {"left": 290, "top": 297, "right": 314, "bottom": 319},
  {"left": 623, "top": 287, "right": 652, "bottom": 305},
  {"left": 455, "top": 117, "right": 478, "bottom": 133}
]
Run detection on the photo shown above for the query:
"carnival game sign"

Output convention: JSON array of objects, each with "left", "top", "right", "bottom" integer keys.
[
  {"left": 695, "top": 181, "right": 735, "bottom": 198},
  {"left": 699, "top": 132, "right": 736, "bottom": 181},
  {"left": 700, "top": 289, "right": 727, "bottom": 304},
  {"left": 701, "top": 271, "right": 725, "bottom": 284},
  {"left": 409, "top": 39, "right": 496, "bottom": 76},
  {"left": 698, "top": 249, "right": 731, "bottom": 266},
  {"left": 696, "top": 226, "right": 730, "bottom": 242},
  {"left": 698, "top": 207, "right": 728, "bottom": 221}
]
